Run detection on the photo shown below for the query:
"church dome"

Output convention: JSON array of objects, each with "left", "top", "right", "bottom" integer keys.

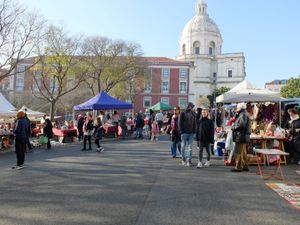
[
  {"left": 182, "top": 14, "right": 220, "bottom": 35},
  {"left": 179, "top": 0, "right": 223, "bottom": 56}
]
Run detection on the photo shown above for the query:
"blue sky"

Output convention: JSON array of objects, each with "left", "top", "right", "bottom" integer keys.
[{"left": 19, "top": 0, "right": 300, "bottom": 88}]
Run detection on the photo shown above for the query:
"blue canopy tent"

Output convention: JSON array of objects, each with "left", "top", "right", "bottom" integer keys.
[{"left": 73, "top": 91, "right": 132, "bottom": 111}]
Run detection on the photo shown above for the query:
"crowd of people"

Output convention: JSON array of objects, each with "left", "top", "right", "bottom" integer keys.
[{"left": 8, "top": 101, "right": 300, "bottom": 171}]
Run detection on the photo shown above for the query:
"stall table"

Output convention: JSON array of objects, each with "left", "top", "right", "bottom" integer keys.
[
  {"left": 250, "top": 135, "right": 288, "bottom": 165},
  {"left": 52, "top": 128, "right": 77, "bottom": 143},
  {"left": 253, "top": 149, "right": 289, "bottom": 180}
]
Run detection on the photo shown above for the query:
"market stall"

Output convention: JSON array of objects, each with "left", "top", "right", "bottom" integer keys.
[
  {"left": 74, "top": 91, "right": 133, "bottom": 137},
  {"left": 217, "top": 80, "right": 287, "bottom": 166}
]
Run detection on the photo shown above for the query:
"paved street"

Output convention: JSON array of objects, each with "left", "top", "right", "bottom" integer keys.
[{"left": 0, "top": 137, "right": 299, "bottom": 225}]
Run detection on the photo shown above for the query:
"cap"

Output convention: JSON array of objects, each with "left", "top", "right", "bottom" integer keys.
[
  {"left": 187, "top": 102, "right": 195, "bottom": 109},
  {"left": 237, "top": 103, "right": 246, "bottom": 110}
]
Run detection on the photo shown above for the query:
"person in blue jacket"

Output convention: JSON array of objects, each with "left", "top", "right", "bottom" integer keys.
[{"left": 12, "top": 111, "right": 29, "bottom": 170}]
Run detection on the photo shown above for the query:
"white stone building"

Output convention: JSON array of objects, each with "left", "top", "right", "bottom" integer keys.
[{"left": 177, "top": 0, "right": 246, "bottom": 105}]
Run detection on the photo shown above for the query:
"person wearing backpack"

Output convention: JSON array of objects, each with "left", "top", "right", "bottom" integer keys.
[
  {"left": 231, "top": 103, "right": 251, "bottom": 172},
  {"left": 81, "top": 113, "right": 94, "bottom": 151}
]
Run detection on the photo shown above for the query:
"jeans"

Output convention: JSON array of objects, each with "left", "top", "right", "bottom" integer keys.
[
  {"left": 181, "top": 133, "right": 194, "bottom": 161},
  {"left": 135, "top": 127, "right": 143, "bottom": 139},
  {"left": 171, "top": 141, "right": 181, "bottom": 157},
  {"left": 121, "top": 127, "right": 126, "bottom": 139}
]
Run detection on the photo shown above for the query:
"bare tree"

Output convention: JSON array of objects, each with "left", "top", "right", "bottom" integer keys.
[
  {"left": 0, "top": 0, "right": 44, "bottom": 81},
  {"left": 31, "top": 25, "right": 86, "bottom": 121},
  {"left": 81, "top": 36, "right": 143, "bottom": 96}
]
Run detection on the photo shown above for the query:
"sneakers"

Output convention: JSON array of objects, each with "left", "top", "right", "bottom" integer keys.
[
  {"left": 100, "top": 147, "right": 104, "bottom": 152},
  {"left": 181, "top": 160, "right": 186, "bottom": 166},
  {"left": 12, "top": 165, "right": 24, "bottom": 170},
  {"left": 204, "top": 161, "right": 210, "bottom": 167},
  {"left": 187, "top": 161, "right": 192, "bottom": 167},
  {"left": 197, "top": 162, "right": 203, "bottom": 168}
]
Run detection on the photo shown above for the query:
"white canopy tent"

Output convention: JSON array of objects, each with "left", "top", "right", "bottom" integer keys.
[
  {"left": 0, "top": 92, "right": 16, "bottom": 117},
  {"left": 19, "top": 106, "right": 45, "bottom": 118},
  {"left": 216, "top": 80, "right": 282, "bottom": 103}
]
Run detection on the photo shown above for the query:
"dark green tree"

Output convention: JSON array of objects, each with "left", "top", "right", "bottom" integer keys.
[
  {"left": 280, "top": 76, "right": 300, "bottom": 98},
  {"left": 207, "top": 86, "right": 231, "bottom": 106}
]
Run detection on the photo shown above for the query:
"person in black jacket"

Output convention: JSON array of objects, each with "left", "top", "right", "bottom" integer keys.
[
  {"left": 196, "top": 108, "right": 214, "bottom": 168},
  {"left": 231, "top": 103, "right": 251, "bottom": 172},
  {"left": 43, "top": 117, "right": 53, "bottom": 149},
  {"left": 287, "top": 108, "right": 300, "bottom": 165},
  {"left": 77, "top": 115, "right": 84, "bottom": 142},
  {"left": 135, "top": 113, "right": 144, "bottom": 139},
  {"left": 179, "top": 102, "right": 196, "bottom": 167},
  {"left": 148, "top": 109, "right": 155, "bottom": 140},
  {"left": 12, "top": 111, "right": 29, "bottom": 169}
]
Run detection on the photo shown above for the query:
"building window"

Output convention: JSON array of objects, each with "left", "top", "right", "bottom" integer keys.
[
  {"left": 143, "top": 96, "right": 152, "bottom": 108},
  {"left": 144, "top": 68, "right": 152, "bottom": 93},
  {"left": 17, "top": 65, "right": 26, "bottom": 74},
  {"left": 178, "top": 98, "right": 187, "bottom": 108},
  {"left": 162, "top": 81, "right": 169, "bottom": 93},
  {"left": 161, "top": 97, "right": 169, "bottom": 105},
  {"left": 50, "top": 76, "right": 58, "bottom": 92},
  {"left": 228, "top": 70, "right": 233, "bottom": 78},
  {"left": 209, "top": 41, "right": 215, "bottom": 56},
  {"left": 281, "top": 80, "right": 286, "bottom": 85},
  {"left": 274, "top": 80, "right": 279, "bottom": 85},
  {"left": 144, "top": 80, "right": 151, "bottom": 93},
  {"left": 162, "top": 68, "right": 170, "bottom": 80},
  {"left": 193, "top": 41, "right": 200, "bottom": 55},
  {"left": 182, "top": 44, "right": 186, "bottom": 55},
  {"left": 16, "top": 76, "right": 24, "bottom": 91},
  {"left": 180, "top": 69, "right": 187, "bottom": 80},
  {"left": 16, "top": 65, "right": 25, "bottom": 91},
  {"left": 32, "top": 71, "right": 42, "bottom": 92},
  {"left": 179, "top": 82, "right": 187, "bottom": 93},
  {"left": 213, "top": 72, "right": 217, "bottom": 78}
]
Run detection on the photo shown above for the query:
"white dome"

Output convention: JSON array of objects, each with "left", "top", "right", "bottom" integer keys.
[
  {"left": 182, "top": 16, "right": 220, "bottom": 35},
  {"left": 179, "top": 0, "right": 223, "bottom": 56}
]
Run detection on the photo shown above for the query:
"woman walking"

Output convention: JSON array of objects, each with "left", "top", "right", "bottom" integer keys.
[
  {"left": 94, "top": 117, "right": 104, "bottom": 152},
  {"left": 170, "top": 106, "right": 181, "bottom": 158},
  {"left": 196, "top": 108, "right": 214, "bottom": 168},
  {"left": 81, "top": 113, "right": 94, "bottom": 151},
  {"left": 12, "top": 111, "right": 29, "bottom": 169}
]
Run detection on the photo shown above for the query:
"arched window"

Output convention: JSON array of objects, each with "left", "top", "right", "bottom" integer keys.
[
  {"left": 209, "top": 41, "right": 215, "bottom": 56},
  {"left": 193, "top": 41, "right": 200, "bottom": 55},
  {"left": 182, "top": 44, "right": 186, "bottom": 55}
]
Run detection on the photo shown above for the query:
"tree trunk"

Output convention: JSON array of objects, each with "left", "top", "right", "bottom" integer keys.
[{"left": 49, "top": 101, "right": 56, "bottom": 121}]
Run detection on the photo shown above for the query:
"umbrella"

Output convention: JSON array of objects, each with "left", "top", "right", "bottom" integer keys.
[{"left": 149, "top": 102, "right": 174, "bottom": 111}]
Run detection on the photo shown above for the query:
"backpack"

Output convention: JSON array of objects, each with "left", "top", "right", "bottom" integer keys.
[{"left": 86, "top": 120, "right": 94, "bottom": 131}]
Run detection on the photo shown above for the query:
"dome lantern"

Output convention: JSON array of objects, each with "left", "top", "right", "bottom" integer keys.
[{"left": 197, "top": 0, "right": 208, "bottom": 16}]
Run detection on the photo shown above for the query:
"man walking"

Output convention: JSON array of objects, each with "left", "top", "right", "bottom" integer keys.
[
  {"left": 179, "top": 102, "right": 196, "bottom": 167},
  {"left": 231, "top": 103, "right": 251, "bottom": 172}
]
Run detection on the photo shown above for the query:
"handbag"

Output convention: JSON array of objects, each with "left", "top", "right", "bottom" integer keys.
[{"left": 39, "top": 135, "right": 48, "bottom": 145}]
